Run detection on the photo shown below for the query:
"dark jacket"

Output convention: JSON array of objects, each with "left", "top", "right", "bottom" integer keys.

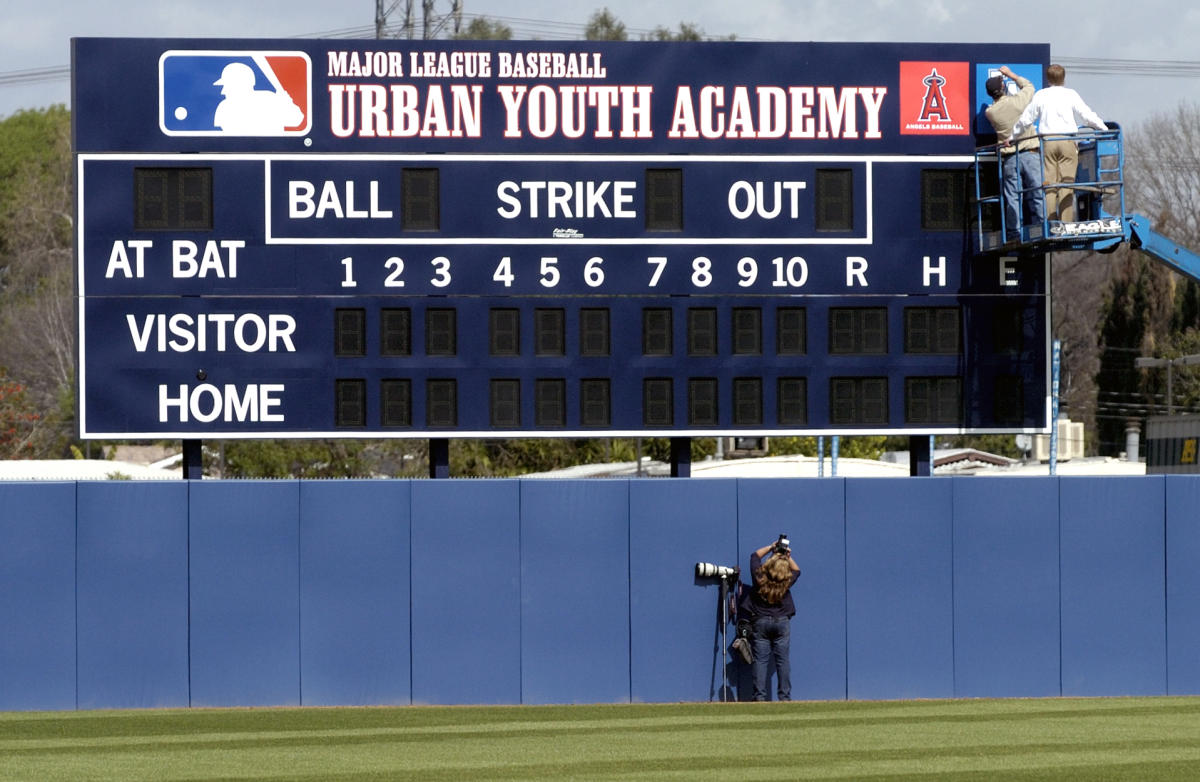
[{"left": 738, "top": 551, "right": 799, "bottom": 620}]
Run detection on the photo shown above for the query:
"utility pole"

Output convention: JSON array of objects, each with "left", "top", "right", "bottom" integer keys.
[{"left": 376, "top": 0, "right": 462, "bottom": 39}]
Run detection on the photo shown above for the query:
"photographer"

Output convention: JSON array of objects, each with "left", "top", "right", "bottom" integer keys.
[{"left": 739, "top": 537, "right": 801, "bottom": 702}]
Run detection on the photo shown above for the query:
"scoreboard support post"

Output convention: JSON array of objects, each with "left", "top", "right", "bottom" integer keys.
[
  {"left": 429, "top": 438, "right": 450, "bottom": 479},
  {"left": 182, "top": 440, "right": 203, "bottom": 480},
  {"left": 909, "top": 436, "right": 932, "bottom": 477},
  {"left": 670, "top": 437, "right": 692, "bottom": 478}
]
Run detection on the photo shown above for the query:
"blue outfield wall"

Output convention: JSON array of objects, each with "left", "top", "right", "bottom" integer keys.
[
  {"left": 846, "top": 479, "right": 955, "bottom": 700},
  {"left": 411, "top": 480, "right": 517, "bottom": 706},
  {"left": 0, "top": 475, "right": 1198, "bottom": 710},
  {"left": 1060, "top": 477, "right": 1167, "bottom": 697},
  {"left": 1167, "top": 476, "right": 1200, "bottom": 695},
  {"left": 188, "top": 481, "right": 301, "bottom": 707},
  {"left": 76, "top": 482, "right": 190, "bottom": 709},
  {"left": 301, "top": 481, "right": 411, "bottom": 707},
  {"left": 0, "top": 483, "right": 76, "bottom": 711},
  {"left": 951, "top": 478, "right": 1061, "bottom": 698}
]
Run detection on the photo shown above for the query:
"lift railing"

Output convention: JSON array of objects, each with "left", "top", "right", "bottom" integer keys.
[{"left": 973, "top": 126, "right": 1126, "bottom": 253}]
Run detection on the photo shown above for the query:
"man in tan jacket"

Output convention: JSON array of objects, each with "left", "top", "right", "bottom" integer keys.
[{"left": 984, "top": 65, "right": 1044, "bottom": 241}]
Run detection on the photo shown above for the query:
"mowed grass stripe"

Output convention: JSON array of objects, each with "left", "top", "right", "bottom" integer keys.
[
  {"left": 3, "top": 698, "right": 1200, "bottom": 781},
  {"left": 9, "top": 742, "right": 1200, "bottom": 782},
  {"left": 5, "top": 697, "right": 1198, "bottom": 738},
  {"left": 3, "top": 711, "right": 1200, "bottom": 755}
]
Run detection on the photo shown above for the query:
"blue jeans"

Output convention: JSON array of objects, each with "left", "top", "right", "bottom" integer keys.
[
  {"left": 751, "top": 616, "right": 791, "bottom": 701},
  {"left": 1002, "top": 149, "right": 1045, "bottom": 240}
]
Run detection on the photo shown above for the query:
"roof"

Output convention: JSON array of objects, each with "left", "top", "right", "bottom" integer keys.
[
  {"left": 523, "top": 452, "right": 1145, "bottom": 479},
  {"left": 0, "top": 459, "right": 181, "bottom": 481},
  {"left": 0, "top": 451, "right": 1145, "bottom": 482}
]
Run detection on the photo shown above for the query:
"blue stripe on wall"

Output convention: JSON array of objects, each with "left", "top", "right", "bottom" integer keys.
[{"left": 77, "top": 481, "right": 189, "bottom": 709}]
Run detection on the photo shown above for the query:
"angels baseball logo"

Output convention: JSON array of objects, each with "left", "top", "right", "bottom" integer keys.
[{"left": 899, "top": 61, "right": 968, "bottom": 135}]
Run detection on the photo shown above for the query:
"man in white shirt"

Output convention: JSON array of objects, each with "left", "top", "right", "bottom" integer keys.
[{"left": 1008, "top": 64, "right": 1108, "bottom": 222}]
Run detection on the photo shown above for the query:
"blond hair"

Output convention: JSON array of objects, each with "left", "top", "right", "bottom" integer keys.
[
  {"left": 1046, "top": 64, "right": 1066, "bottom": 86},
  {"left": 754, "top": 555, "right": 793, "bottom": 604}
]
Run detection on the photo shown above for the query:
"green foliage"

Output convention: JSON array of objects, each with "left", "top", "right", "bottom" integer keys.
[
  {"left": 644, "top": 22, "right": 734, "bottom": 41},
  {"left": 647, "top": 23, "right": 703, "bottom": 41},
  {"left": 768, "top": 435, "right": 890, "bottom": 460},
  {"left": 219, "top": 440, "right": 377, "bottom": 479},
  {"left": 625, "top": 437, "right": 716, "bottom": 465},
  {"left": 0, "top": 105, "right": 71, "bottom": 238},
  {"left": 1097, "top": 251, "right": 1176, "bottom": 451},
  {"left": 450, "top": 438, "right": 668, "bottom": 476},
  {"left": 1145, "top": 328, "right": 1200, "bottom": 414},
  {"left": 453, "top": 17, "right": 513, "bottom": 40},
  {"left": 584, "top": 8, "right": 627, "bottom": 40},
  {"left": 1094, "top": 105, "right": 1200, "bottom": 453},
  {"left": 1176, "top": 280, "right": 1200, "bottom": 334},
  {"left": 0, "top": 105, "right": 76, "bottom": 458}
]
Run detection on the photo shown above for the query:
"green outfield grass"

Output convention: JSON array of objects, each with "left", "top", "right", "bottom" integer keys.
[{"left": 4, "top": 697, "right": 1200, "bottom": 781}]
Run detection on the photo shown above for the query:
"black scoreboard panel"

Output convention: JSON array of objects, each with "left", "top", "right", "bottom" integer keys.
[{"left": 74, "top": 38, "right": 1051, "bottom": 438}]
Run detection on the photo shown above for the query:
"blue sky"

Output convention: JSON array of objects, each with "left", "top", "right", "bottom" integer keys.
[{"left": 4, "top": 0, "right": 1198, "bottom": 128}]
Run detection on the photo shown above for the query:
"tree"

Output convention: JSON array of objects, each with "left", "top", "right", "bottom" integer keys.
[
  {"left": 0, "top": 106, "right": 75, "bottom": 456},
  {"left": 446, "top": 437, "right": 715, "bottom": 477},
  {"left": 1092, "top": 103, "right": 1200, "bottom": 452},
  {"left": 1096, "top": 251, "right": 1175, "bottom": 450},
  {"left": 219, "top": 439, "right": 378, "bottom": 479},
  {"left": 647, "top": 23, "right": 703, "bottom": 41},
  {"left": 1155, "top": 329, "right": 1200, "bottom": 414},
  {"left": 0, "top": 370, "right": 40, "bottom": 458},
  {"left": 1124, "top": 102, "right": 1200, "bottom": 340},
  {"left": 453, "top": 17, "right": 513, "bottom": 40},
  {"left": 584, "top": 8, "right": 627, "bottom": 41},
  {"left": 768, "top": 436, "right": 890, "bottom": 461},
  {"left": 644, "top": 22, "right": 735, "bottom": 42},
  {"left": 1124, "top": 103, "right": 1200, "bottom": 245}
]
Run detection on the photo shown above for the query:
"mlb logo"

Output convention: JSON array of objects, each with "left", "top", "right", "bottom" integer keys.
[
  {"left": 159, "top": 50, "right": 311, "bottom": 136},
  {"left": 898, "top": 61, "right": 969, "bottom": 135}
]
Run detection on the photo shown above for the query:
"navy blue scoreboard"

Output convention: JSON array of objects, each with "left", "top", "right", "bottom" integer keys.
[{"left": 72, "top": 38, "right": 1050, "bottom": 439}]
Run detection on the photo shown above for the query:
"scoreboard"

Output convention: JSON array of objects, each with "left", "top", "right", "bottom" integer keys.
[{"left": 73, "top": 38, "right": 1051, "bottom": 439}]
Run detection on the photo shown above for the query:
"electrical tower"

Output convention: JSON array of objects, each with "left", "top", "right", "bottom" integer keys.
[{"left": 375, "top": 0, "right": 463, "bottom": 39}]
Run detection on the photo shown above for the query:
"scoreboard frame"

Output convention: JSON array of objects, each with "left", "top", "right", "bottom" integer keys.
[{"left": 73, "top": 38, "right": 1053, "bottom": 441}]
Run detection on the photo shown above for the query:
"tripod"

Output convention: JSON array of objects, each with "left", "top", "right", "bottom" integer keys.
[{"left": 715, "top": 573, "right": 734, "bottom": 702}]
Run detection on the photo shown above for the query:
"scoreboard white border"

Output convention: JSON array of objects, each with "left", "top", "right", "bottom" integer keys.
[
  {"left": 76, "top": 152, "right": 1053, "bottom": 440},
  {"left": 261, "top": 153, "right": 885, "bottom": 246}
]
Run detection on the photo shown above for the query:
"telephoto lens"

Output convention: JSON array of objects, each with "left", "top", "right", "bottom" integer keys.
[{"left": 695, "top": 562, "right": 736, "bottom": 578}]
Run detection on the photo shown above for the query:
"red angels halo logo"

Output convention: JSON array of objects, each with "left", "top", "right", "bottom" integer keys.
[{"left": 899, "top": 61, "right": 968, "bottom": 135}]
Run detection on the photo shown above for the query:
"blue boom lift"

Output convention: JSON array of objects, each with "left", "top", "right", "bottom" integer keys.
[{"left": 973, "top": 127, "right": 1200, "bottom": 282}]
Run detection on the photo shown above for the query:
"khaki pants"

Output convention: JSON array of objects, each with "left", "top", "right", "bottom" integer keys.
[{"left": 1043, "top": 138, "right": 1078, "bottom": 222}]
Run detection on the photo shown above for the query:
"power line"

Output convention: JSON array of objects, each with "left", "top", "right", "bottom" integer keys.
[
  {"left": 1056, "top": 56, "right": 1200, "bottom": 77},
  {"left": 0, "top": 65, "right": 70, "bottom": 88},
  {"left": 9, "top": 20, "right": 1198, "bottom": 90}
]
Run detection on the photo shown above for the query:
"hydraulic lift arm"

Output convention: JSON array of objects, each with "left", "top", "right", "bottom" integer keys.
[{"left": 1126, "top": 214, "right": 1200, "bottom": 285}]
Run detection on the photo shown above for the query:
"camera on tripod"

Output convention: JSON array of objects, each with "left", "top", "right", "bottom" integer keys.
[
  {"left": 772, "top": 534, "right": 790, "bottom": 556},
  {"left": 695, "top": 562, "right": 738, "bottom": 579}
]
